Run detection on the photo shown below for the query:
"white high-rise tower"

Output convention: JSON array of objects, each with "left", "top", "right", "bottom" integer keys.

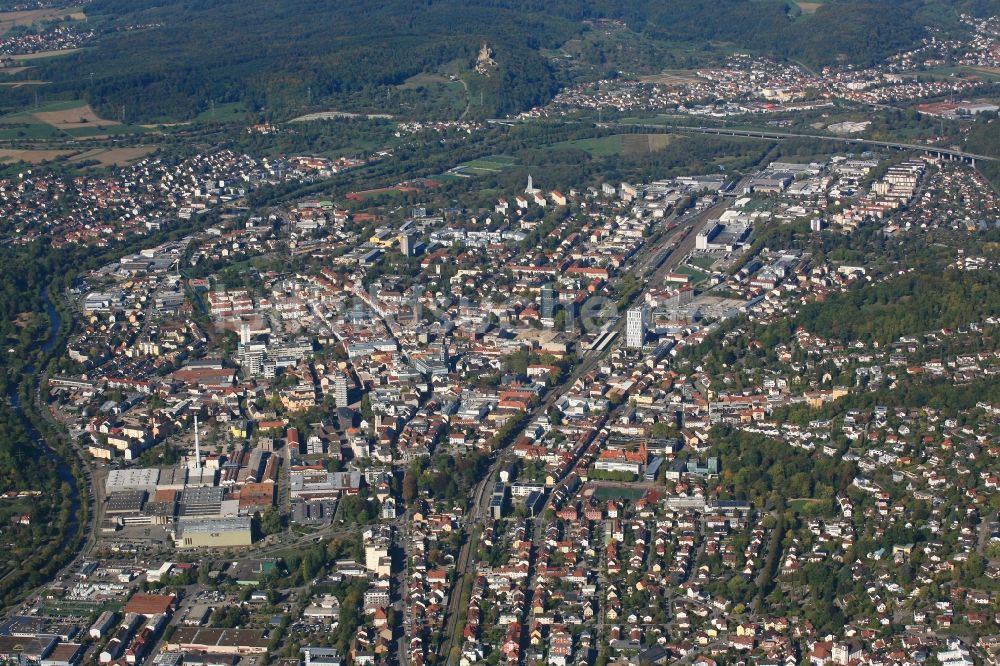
[
  {"left": 334, "top": 373, "right": 349, "bottom": 407},
  {"left": 626, "top": 306, "right": 648, "bottom": 350}
]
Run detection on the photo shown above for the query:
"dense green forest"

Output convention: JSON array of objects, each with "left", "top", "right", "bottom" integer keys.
[
  {"left": 641, "top": 0, "right": 924, "bottom": 69},
  {"left": 964, "top": 112, "right": 1000, "bottom": 187},
  {"left": 4, "top": 0, "right": 578, "bottom": 120},
  {"left": 0, "top": 243, "right": 67, "bottom": 372},
  {"left": 0, "top": 0, "right": 986, "bottom": 122},
  {"left": 793, "top": 269, "right": 1000, "bottom": 345},
  {"left": 710, "top": 426, "right": 856, "bottom": 509},
  {"left": 0, "top": 402, "right": 58, "bottom": 493}
]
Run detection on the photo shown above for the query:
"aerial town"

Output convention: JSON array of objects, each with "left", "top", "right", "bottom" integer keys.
[
  {"left": 0, "top": 2, "right": 998, "bottom": 666},
  {"left": 529, "top": 14, "right": 1000, "bottom": 120},
  {"left": 0, "top": 138, "right": 996, "bottom": 666}
]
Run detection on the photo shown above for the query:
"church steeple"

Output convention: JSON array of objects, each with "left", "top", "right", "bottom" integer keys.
[{"left": 525, "top": 174, "right": 539, "bottom": 194}]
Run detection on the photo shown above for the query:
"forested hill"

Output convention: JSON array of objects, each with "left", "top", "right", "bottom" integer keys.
[
  {"left": 2, "top": 0, "right": 990, "bottom": 122},
  {"left": 19, "top": 0, "right": 585, "bottom": 120},
  {"left": 965, "top": 113, "right": 1000, "bottom": 186}
]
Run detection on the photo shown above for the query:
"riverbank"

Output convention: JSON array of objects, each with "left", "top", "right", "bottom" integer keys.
[{"left": 0, "top": 286, "right": 91, "bottom": 611}]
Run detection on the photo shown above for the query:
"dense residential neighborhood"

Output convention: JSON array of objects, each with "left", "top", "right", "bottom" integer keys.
[
  {"left": 0, "top": 2, "right": 998, "bottom": 666},
  {"left": 5, "top": 138, "right": 1000, "bottom": 666}
]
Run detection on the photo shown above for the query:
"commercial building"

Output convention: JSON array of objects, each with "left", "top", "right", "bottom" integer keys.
[
  {"left": 695, "top": 220, "right": 752, "bottom": 252},
  {"left": 290, "top": 470, "right": 361, "bottom": 500},
  {"left": 105, "top": 468, "right": 160, "bottom": 493},
  {"left": 165, "top": 628, "right": 268, "bottom": 655},
  {"left": 123, "top": 593, "right": 176, "bottom": 617},
  {"left": 0, "top": 636, "right": 56, "bottom": 665},
  {"left": 89, "top": 611, "right": 118, "bottom": 639},
  {"left": 594, "top": 459, "right": 642, "bottom": 475},
  {"left": 174, "top": 517, "right": 253, "bottom": 549},
  {"left": 177, "top": 486, "right": 226, "bottom": 519},
  {"left": 105, "top": 490, "right": 148, "bottom": 516},
  {"left": 41, "top": 643, "right": 84, "bottom": 666},
  {"left": 302, "top": 647, "right": 342, "bottom": 666}
]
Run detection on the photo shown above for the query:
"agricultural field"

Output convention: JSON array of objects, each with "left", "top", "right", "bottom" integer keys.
[
  {"left": 897, "top": 65, "right": 1000, "bottom": 83},
  {"left": 451, "top": 154, "right": 518, "bottom": 176},
  {"left": 0, "top": 6, "right": 85, "bottom": 36},
  {"left": 0, "top": 144, "right": 155, "bottom": 168},
  {"left": 345, "top": 181, "right": 432, "bottom": 201},
  {"left": 793, "top": 0, "right": 824, "bottom": 14},
  {"left": 966, "top": 67, "right": 1000, "bottom": 82},
  {"left": 289, "top": 110, "right": 394, "bottom": 122},
  {"left": 0, "top": 116, "right": 62, "bottom": 139},
  {"left": 69, "top": 146, "right": 156, "bottom": 166},
  {"left": 638, "top": 70, "right": 703, "bottom": 85},
  {"left": 970, "top": 66, "right": 1000, "bottom": 76},
  {"left": 10, "top": 48, "right": 80, "bottom": 61},
  {"left": 397, "top": 72, "right": 455, "bottom": 89},
  {"left": 192, "top": 101, "right": 249, "bottom": 124},
  {"left": 63, "top": 125, "right": 148, "bottom": 138},
  {"left": 0, "top": 101, "right": 151, "bottom": 139},
  {"left": 0, "top": 79, "right": 47, "bottom": 88},
  {"left": 623, "top": 133, "right": 675, "bottom": 154},
  {"left": 0, "top": 147, "right": 73, "bottom": 163},
  {"left": 32, "top": 102, "right": 116, "bottom": 129},
  {"left": 554, "top": 133, "right": 676, "bottom": 157},
  {"left": 556, "top": 134, "right": 624, "bottom": 157},
  {"left": 396, "top": 75, "right": 470, "bottom": 117},
  {"left": 133, "top": 102, "right": 244, "bottom": 129}
]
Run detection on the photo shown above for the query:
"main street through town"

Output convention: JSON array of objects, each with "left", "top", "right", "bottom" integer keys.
[{"left": 433, "top": 187, "right": 737, "bottom": 664}]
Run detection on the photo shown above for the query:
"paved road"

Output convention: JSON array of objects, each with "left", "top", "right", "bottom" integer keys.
[
  {"left": 436, "top": 193, "right": 732, "bottom": 664},
  {"left": 489, "top": 116, "right": 997, "bottom": 163},
  {"left": 433, "top": 160, "right": 776, "bottom": 665},
  {"left": 602, "top": 122, "right": 998, "bottom": 163}
]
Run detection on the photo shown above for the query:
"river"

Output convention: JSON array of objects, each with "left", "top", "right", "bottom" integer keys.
[{"left": 9, "top": 289, "right": 81, "bottom": 542}]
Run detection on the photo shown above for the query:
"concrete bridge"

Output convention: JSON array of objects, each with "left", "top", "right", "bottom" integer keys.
[{"left": 607, "top": 123, "right": 997, "bottom": 165}]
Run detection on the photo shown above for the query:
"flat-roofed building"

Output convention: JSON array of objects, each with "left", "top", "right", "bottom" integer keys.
[
  {"left": 89, "top": 611, "right": 118, "bottom": 639},
  {"left": 178, "top": 487, "right": 225, "bottom": 519},
  {"left": 0, "top": 636, "right": 56, "bottom": 665},
  {"left": 124, "top": 593, "right": 175, "bottom": 617},
  {"left": 165, "top": 628, "right": 268, "bottom": 654},
  {"left": 302, "top": 648, "right": 341, "bottom": 666},
  {"left": 42, "top": 643, "right": 84, "bottom": 666},
  {"left": 156, "top": 467, "right": 187, "bottom": 490},
  {"left": 175, "top": 517, "right": 252, "bottom": 549},
  {"left": 105, "top": 468, "right": 160, "bottom": 493},
  {"left": 105, "top": 490, "right": 148, "bottom": 515},
  {"left": 303, "top": 595, "right": 341, "bottom": 621},
  {"left": 184, "top": 604, "right": 212, "bottom": 626}
]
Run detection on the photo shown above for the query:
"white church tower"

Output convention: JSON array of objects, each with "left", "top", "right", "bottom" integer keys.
[{"left": 525, "top": 174, "right": 539, "bottom": 194}]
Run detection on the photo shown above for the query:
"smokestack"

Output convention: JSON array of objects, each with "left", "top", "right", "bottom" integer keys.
[{"left": 194, "top": 414, "right": 201, "bottom": 470}]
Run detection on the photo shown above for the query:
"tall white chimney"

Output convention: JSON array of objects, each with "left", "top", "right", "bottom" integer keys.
[{"left": 194, "top": 414, "right": 201, "bottom": 469}]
